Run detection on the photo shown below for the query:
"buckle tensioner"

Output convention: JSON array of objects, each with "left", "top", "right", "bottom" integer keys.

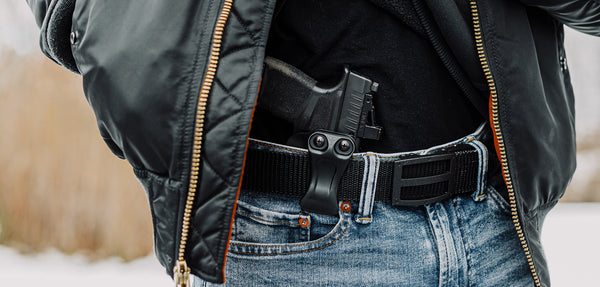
[
  {"left": 392, "top": 153, "right": 457, "bottom": 206},
  {"left": 300, "top": 131, "right": 355, "bottom": 215}
]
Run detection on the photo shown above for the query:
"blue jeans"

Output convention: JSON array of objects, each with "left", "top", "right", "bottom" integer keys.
[{"left": 193, "top": 126, "right": 534, "bottom": 286}]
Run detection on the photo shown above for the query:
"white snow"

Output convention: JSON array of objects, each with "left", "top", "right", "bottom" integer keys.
[
  {"left": 0, "top": 203, "right": 597, "bottom": 286},
  {"left": 0, "top": 248, "right": 173, "bottom": 286}
]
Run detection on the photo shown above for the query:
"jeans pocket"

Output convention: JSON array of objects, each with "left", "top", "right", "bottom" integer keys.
[
  {"left": 229, "top": 200, "right": 349, "bottom": 256},
  {"left": 485, "top": 185, "right": 512, "bottom": 216},
  {"left": 233, "top": 200, "right": 312, "bottom": 244}
]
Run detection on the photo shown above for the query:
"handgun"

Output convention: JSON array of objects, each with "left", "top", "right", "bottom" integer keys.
[{"left": 258, "top": 57, "right": 382, "bottom": 150}]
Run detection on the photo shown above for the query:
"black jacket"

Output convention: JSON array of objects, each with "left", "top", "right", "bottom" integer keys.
[{"left": 27, "top": 0, "right": 600, "bottom": 286}]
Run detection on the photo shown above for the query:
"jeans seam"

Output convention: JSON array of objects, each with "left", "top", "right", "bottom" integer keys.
[
  {"left": 230, "top": 216, "right": 346, "bottom": 248},
  {"left": 453, "top": 198, "right": 473, "bottom": 287},
  {"left": 426, "top": 206, "right": 447, "bottom": 286},
  {"left": 426, "top": 218, "right": 441, "bottom": 277},
  {"left": 440, "top": 208, "right": 450, "bottom": 287},
  {"left": 229, "top": 219, "right": 350, "bottom": 255},
  {"left": 487, "top": 186, "right": 511, "bottom": 215},
  {"left": 236, "top": 211, "right": 300, "bottom": 226}
]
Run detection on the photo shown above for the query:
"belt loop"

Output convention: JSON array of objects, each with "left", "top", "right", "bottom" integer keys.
[
  {"left": 355, "top": 154, "right": 379, "bottom": 224},
  {"left": 466, "top": 139, "right": 488, "bottom": 201}
]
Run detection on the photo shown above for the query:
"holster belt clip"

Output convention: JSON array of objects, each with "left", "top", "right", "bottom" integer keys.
[{"left": 300, "top": 131, "right": 355, "bottom": 215}]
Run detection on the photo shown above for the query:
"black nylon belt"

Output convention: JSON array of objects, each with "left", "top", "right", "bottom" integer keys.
[{"left": 242, "top": 142, "right": 481, "bottom": 205}]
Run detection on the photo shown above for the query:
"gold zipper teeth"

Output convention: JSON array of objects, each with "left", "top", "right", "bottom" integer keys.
[
  {"left": 174, "top": 0, "right": 234, "bottom": 286},
  {"left": 469, "top": 1, "right": 541, "bottom": 286}
]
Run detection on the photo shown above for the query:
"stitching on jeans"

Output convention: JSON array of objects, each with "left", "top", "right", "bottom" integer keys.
[
  {"left": 230, "top": 217, "right": 347, "bottom": 248},
  {"left": 229, "top": 220, "right": 350, "bottom": 256},
  {"left": 230, "top": 218, "right": 344, "bottom": 248},
  {"left": 489, "top": 195, "right": 510, "bottom": 215},
  {"left": 487, "top": 187, "right": 511, "bottom": 215},
  {"left": 424, "top": 207, "right": 441, "bottom": 271},
  {"left": 427, "top": 222, "right": 442, "bottom": 280},
  {"left": 454, "top": 199, "right": 473, "bottom": 287},
  {"left": 428, "top": 207, "right": 451, "bottom": 284},
  {"left": 440, "top": 207, "right": 450, "bottom": 285},
  {"left": 237, "top": 211, "right": 299, "bottom": 226}
]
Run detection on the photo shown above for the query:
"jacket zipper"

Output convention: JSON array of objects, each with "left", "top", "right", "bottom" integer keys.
[
  {"left": 173, "top": 0, "right": 234, "bottom": 286},
  {"left": 469, "top": 1, "right": 541, "bottom": 286}
]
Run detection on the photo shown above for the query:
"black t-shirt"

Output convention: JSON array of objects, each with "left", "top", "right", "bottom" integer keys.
[{"left": 262, "top": 0, "right": 482, "bottom": 152}]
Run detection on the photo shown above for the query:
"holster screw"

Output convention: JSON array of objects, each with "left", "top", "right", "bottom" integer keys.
[
  {"left": 313, "top": 135, "right": 327, "bottom": 149},
  {"left": 337, "top": 139, "right": 352, "bottom": 153}
]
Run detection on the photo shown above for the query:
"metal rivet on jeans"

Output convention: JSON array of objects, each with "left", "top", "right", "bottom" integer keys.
[
  {"left": 299, "top": 218, "right": 310, "bottom": 227},
  {"left": 341, "top": 202, "right": 351, "bottom": 213}
]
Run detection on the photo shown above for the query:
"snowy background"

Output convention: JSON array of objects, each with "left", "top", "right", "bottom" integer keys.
[{"left": 1, "top": 1, "right": 599, "bottom": 286}]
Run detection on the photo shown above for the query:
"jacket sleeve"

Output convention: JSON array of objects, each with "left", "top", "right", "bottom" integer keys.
[
  {"left": 25, "top": 0, "right": 79, "bottom": 74},
  {"left": 26, "top": 0, "right": 52, "bottom": 28},
  {"left": 520, "top": 0, "right": 600, "bottom": 36}
]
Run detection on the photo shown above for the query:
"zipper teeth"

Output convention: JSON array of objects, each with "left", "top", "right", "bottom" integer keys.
[
  {"left": 469, "top": 1, "right": 541, "bottom": 286},
  {"left": 176, "top": 0, "right": 234, "bottom": 275}
]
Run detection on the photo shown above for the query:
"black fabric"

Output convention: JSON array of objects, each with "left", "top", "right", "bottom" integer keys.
[
  {"left": 411, "top": 0, "right": 488, "bottom": 117},
  {"left": 259, "top": 0, "right": 482, "bottom": 153},
  {"left": 242, "top": 143, "right": 480, "bottom": 202},
  {"left": 367, "top": 0, "right": 425, "bottom": 37},
  {"left": 419, "top": 0, "right": 489, "bottom": 95}
]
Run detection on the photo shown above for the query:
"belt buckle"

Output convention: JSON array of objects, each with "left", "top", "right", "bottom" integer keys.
[{"left": 392, "top": 153, "right": 457, "bottom": 206}]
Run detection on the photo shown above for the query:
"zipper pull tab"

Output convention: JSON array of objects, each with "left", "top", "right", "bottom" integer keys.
[{"left": 174, "top": 260, "right": 191, "bottom": 287}]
